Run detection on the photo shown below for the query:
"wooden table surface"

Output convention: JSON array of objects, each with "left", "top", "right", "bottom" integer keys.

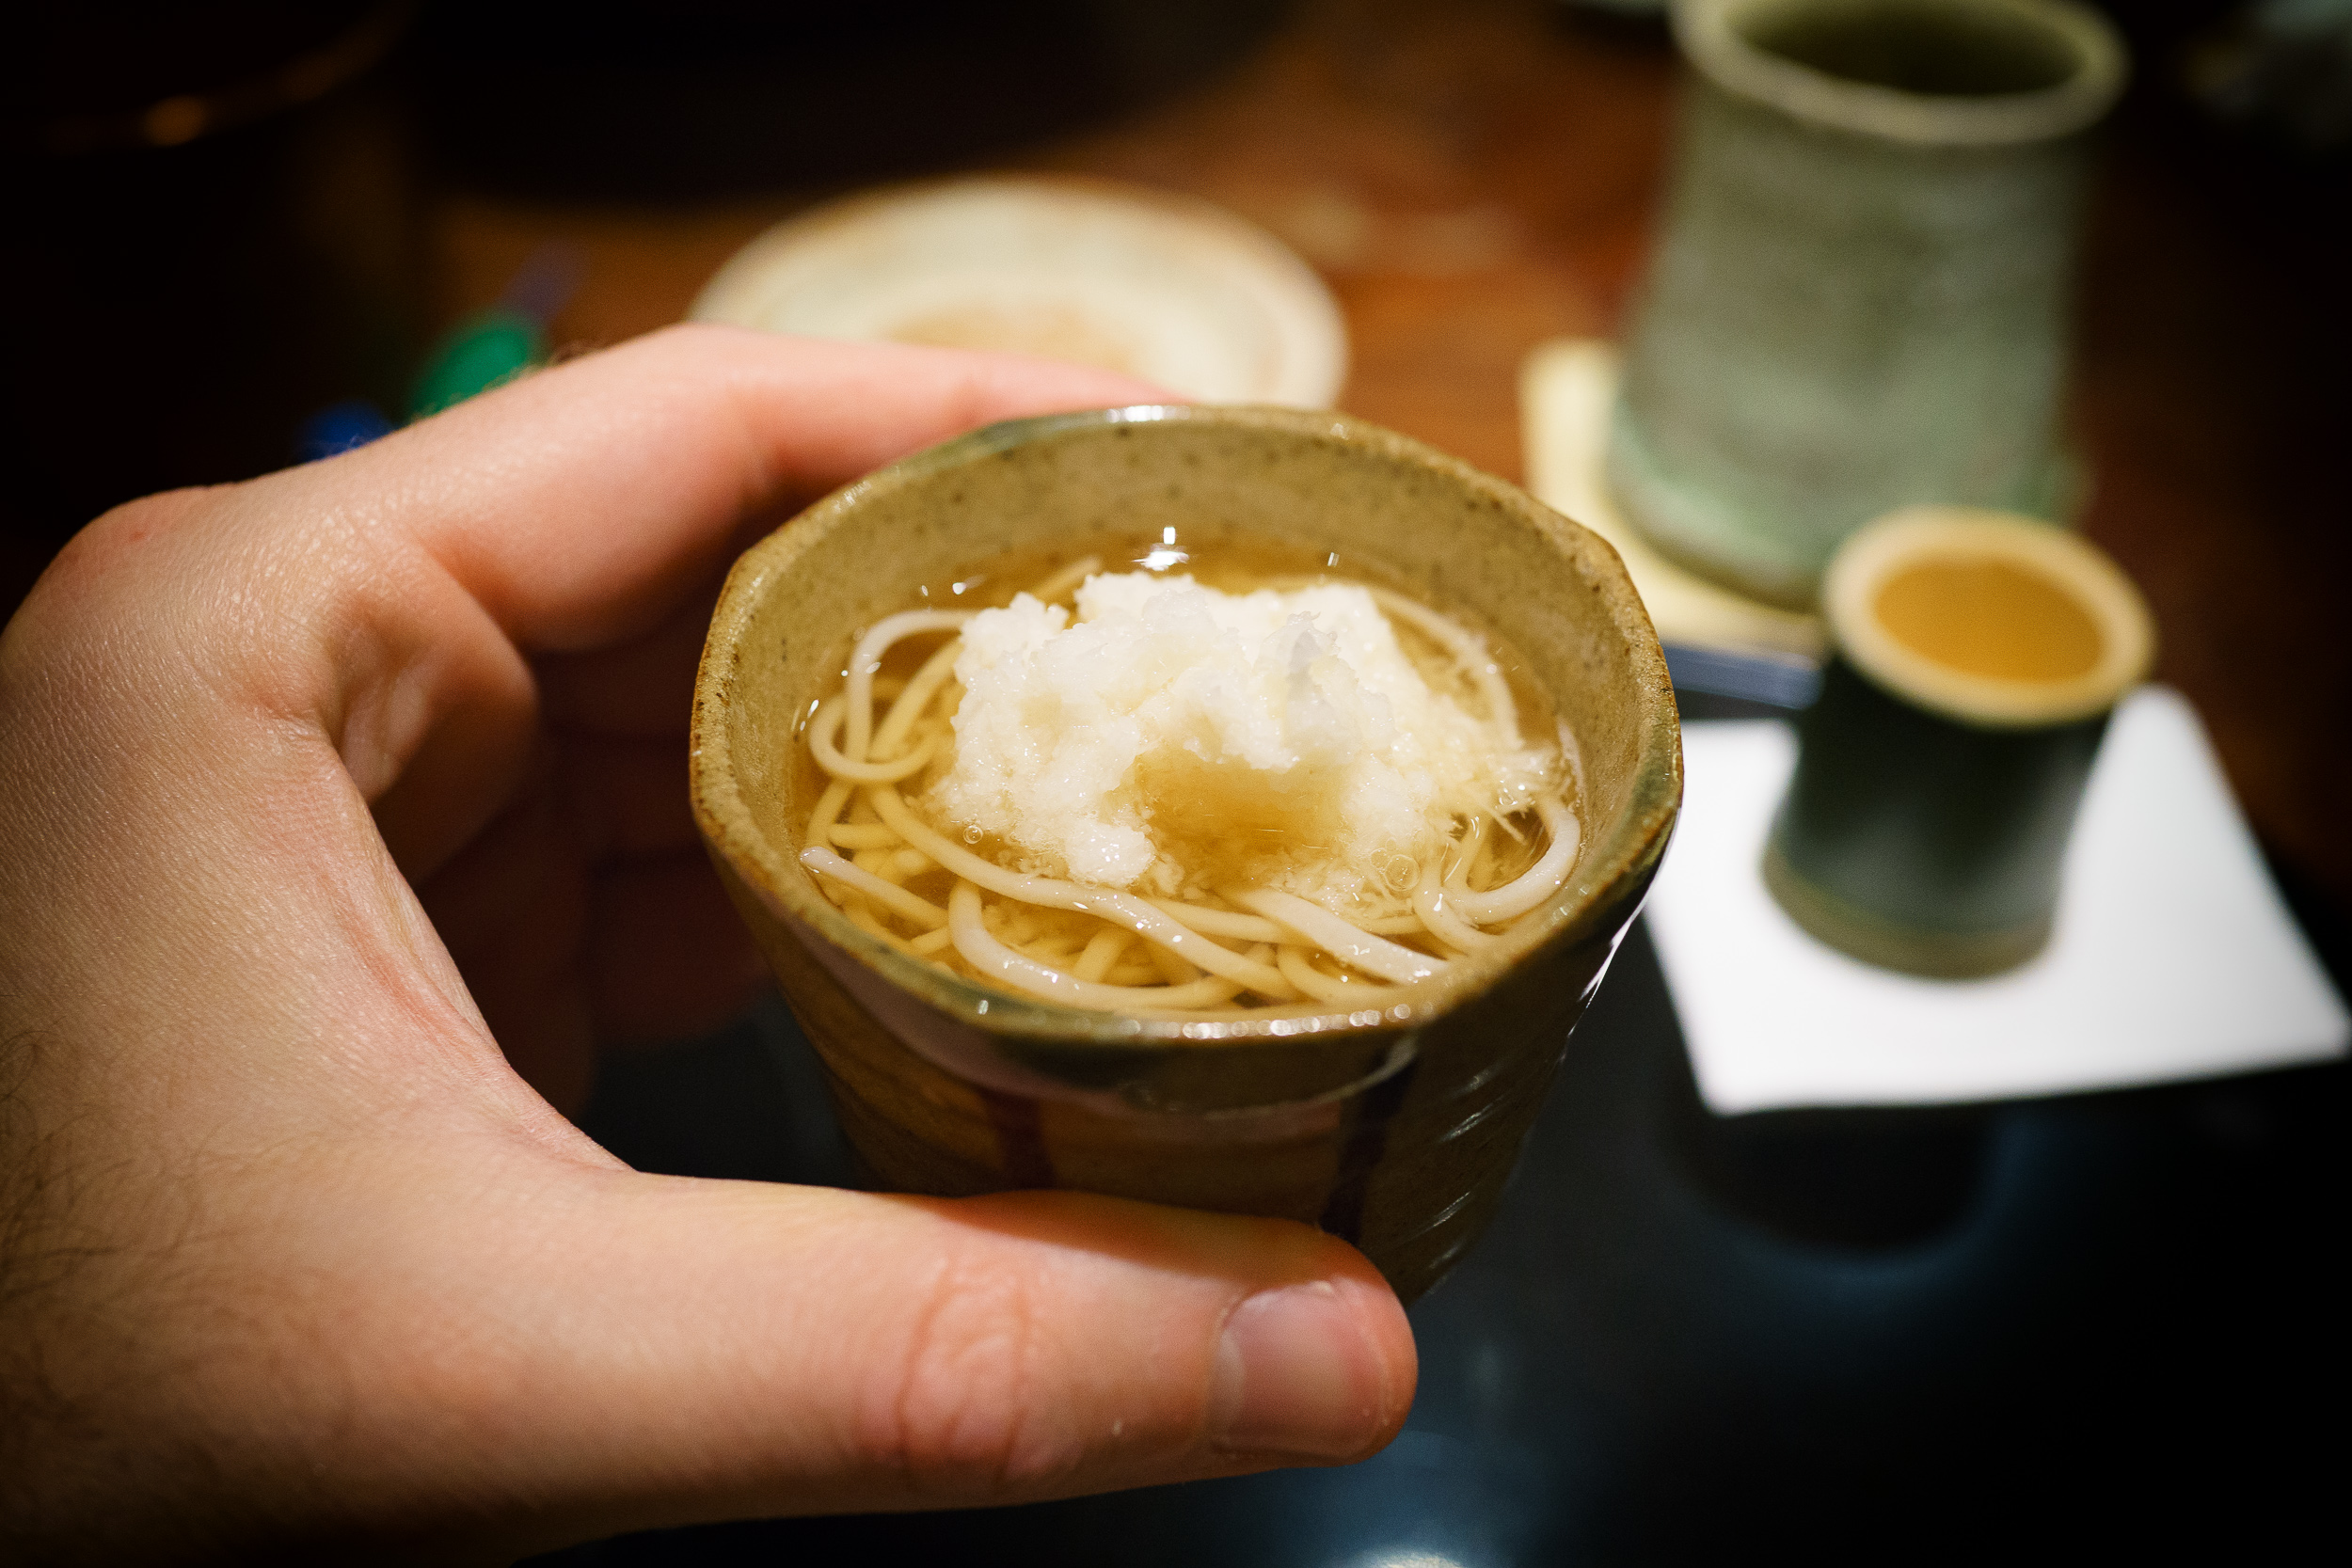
[{"left": 429, "top": 0, "right": 2352, "bottom": 933}]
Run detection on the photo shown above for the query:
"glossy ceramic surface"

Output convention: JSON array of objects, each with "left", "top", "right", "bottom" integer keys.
[
  {"left": 690, "top": 404, "right": 1681, "bottom": 1299},
  {"left": 1765, "top": 657, "right": 2109, "bottom": 976}
]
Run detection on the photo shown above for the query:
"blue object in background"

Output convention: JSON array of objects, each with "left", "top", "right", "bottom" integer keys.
[
  {"left": 292, "top": 242, "right": 585, "bottom": 463},
  {"left": 293, "top": 398, "right": 396, "bottom": 463},
  {"left": 405, "top": 243, "right": 583, "bottom": 420}
]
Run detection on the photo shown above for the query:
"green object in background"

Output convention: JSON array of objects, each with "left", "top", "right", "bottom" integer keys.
[
  {"left": 1765, "top": 657, "right": 2110, "bottom": 978},
  {"left": 1761, "top": 508, "right": 2154, "bottom": 979},
  {"left": 408, "top": 307, "right": 544, "bottom": 420},
  {"left": 1606, "top": 0, "right": 2128, "bottom": 610}
]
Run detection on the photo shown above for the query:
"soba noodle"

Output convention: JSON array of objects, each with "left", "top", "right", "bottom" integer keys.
[{"left": 795, "top": 555, "right": 1581, "bottom": 1018}]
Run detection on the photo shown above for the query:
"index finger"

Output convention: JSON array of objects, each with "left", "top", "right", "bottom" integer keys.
[
  {"left": 350, "top": 325, "right": 1168, "bottom": 653},
  {"left": 277, "top": 327, "right": 1163, "bottom": 880}
]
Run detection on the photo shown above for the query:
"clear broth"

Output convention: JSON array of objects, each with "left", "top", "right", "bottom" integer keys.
[
  {"left": 792, "top": 531, "right": 1573, "bottom": 928},
  {"left": 1872, "top": 555, "right": 2102, "bottom": 683}
]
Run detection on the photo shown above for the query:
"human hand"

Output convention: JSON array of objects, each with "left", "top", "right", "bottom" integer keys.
[{"left": 0, "top": 326, "right": 1415, "bottom": 1562}]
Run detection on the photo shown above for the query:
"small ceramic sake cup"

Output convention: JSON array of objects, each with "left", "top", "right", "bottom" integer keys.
[
  {"left": 690, "top": 404, "right": 1681, "bottom": 1300},
  {"left": 1765, "top": 505, "right": 2154, "bottom": 978}
]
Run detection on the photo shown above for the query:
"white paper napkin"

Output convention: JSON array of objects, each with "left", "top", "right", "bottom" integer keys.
[{"left": 1647, "top": 687, "right": 2349, "bottom": 1114}]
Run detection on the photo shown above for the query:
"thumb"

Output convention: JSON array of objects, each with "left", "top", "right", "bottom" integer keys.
[{"left": 279, "top": 1146, "right": 1416, "bottom": 1556}]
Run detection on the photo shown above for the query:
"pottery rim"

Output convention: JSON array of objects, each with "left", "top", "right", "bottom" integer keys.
[
  {"left": 1673, "top": 0, "right": 2128, "bottom": 148},
  {"left": 691, "top": 403, "right": 1682, "bottom": 1053}
]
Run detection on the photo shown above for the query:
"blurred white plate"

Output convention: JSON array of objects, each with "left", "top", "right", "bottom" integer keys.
[{"left": 691, "top": 176, "right": 1347, "bottom": 406}]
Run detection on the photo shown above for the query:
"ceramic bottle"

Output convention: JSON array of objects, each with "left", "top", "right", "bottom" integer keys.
[{"left": 1609, "top": 0, "right": 2127, "bottom": 609}]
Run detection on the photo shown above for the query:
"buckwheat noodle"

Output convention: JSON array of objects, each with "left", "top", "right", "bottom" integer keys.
[{"left": 796, "top": 560, "right": 1582, "bottom": 1017}]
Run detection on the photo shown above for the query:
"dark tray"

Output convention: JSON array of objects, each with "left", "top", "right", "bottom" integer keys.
[{"left": 546, "top": 651, "right": 2345, "bottom": 1564}]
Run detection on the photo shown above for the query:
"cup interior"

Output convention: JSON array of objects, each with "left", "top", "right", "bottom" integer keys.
[
  {"left": 1676, "top": 0, "right": 2127, "bottom": 146},
  {"left": 1821, "top": 505, "right": 2153, "bottom": 729},
  {"left": 1736, "top": 0, "right": 2085, "bottom": 97},
  {"left": 692, "top": 404, "right": 1681, "bottom": 1049}
]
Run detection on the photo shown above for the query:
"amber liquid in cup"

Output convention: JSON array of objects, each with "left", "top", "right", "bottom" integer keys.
[{"left": 1872, "top": 558, "right": 2106, "bottom": 683}]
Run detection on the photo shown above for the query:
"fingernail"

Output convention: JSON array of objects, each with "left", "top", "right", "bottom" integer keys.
[{"left": 1208, "top": 1278, "right": 1391, "bottom": 1459}]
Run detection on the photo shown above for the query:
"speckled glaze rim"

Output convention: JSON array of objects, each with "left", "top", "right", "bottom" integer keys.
[
  {"left": 1674, "top": 0, "right": 2127, "bottom": 147},
  {"left": 691, "top": 404, "right": 1683, "bottom": 1049}
]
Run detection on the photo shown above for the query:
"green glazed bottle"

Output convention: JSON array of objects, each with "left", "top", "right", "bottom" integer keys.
[{"left": 1609, "top": 0, "right": 2127, "bottom": 609}]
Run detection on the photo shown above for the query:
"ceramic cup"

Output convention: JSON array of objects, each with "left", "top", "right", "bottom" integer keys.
[
  {"left": 1765, "top": 506, "right": 2154, "bottom": 977},
  {"left": 1609, "top": 0, "right": 2128, "bottom": 608},
  {"left": 690, "top": 405, "right": 1681, "bottom": 1301}
]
